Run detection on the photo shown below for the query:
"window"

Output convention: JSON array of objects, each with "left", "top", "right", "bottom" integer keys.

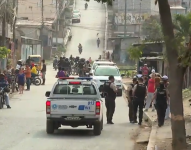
[
  {"left": 30, "top": 57, "right": 40, "bottom": 63},
  {"left": 53, "top": 84, "right": 97, "bottom": 95},
  {"left": 94, "top": 67, "right": 120, "bottom": 76}
]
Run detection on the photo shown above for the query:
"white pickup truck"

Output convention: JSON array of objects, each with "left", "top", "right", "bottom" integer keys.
[{"left": 45, "top": 77, "right": 104, "bottom": 136}]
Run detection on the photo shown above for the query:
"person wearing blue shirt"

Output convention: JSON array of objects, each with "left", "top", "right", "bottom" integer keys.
[{"left": 0, "top": 74, "right": 11, "bottom": 108}]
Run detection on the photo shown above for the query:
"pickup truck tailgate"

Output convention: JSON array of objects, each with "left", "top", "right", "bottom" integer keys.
[{"left": 50, "top": 100, "right": 96, "bottom": 115}]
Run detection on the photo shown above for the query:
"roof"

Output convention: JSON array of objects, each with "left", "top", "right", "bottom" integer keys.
[
  {"left": 95, "top": 65, "right": 118, "bottom": 69},
  {"left": 133, "top": 41, "right": 164, "bottom": 46},
  {"left": 140, "top": 56, "right": 163, "bottom": 60},
  {"left": 94, "top": 61, "right": 116, "bottom": 65},
  {"left": 21, "top": 36, "right": 41, "bottom": 42},
  {"left": 170, "top": 6, "right": 186, "bottom": 9},
  {"left": 29, "top": 55, "right": 41, "bottom": 57}
]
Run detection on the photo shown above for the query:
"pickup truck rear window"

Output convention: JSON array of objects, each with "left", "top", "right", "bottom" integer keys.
[{"left": 53, "top": 84, "right": 97, "bottom": 95}]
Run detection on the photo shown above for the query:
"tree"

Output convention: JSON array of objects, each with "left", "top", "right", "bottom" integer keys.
[
  {"left": 0, "top": 47, "right": 11, "bottom": 59},
  {"left": 127, "top": 45, "right": 144, "bottom": 61},
  {"left": 0, "top": 0, "right": 14, "bottom": 46},
  {"left": 156, "top": 0, "right": 187, "bottom": 149},
  {"left": 88, "top": 0, "right": 188, "bottom": 149},
  {"left": 141, "top": 16, "right": 163, "bottom": 41}
]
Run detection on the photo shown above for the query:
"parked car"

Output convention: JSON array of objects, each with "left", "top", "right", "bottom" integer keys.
[
  {"left": 72, "top": 10, "right": 81, "bottom": 17},
  {"left": 72, "top": 14, "right": 80, "bottom": 23}
]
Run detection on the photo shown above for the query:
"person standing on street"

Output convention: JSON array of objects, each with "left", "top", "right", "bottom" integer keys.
[
  {"left": 141, "top": 64, "right": 149, "bottom": 76},
  {"left": 152, "top": 81, "right": 169, "bottom": 127},
  {"left": 127, "top": 77, "right": 137, "bottom": 123},
  {"left": 102, "top": 76, "right": 118, "bottom": 124},
  {"left": 133, "top": 77, "right": 147, "bottom": 125},
  {"left": 17, "top": 69, "right": 25, "bottom": 94},
  {"left": 41, "top": 59, "right": 46, "bottom": 85},
  {"left": 25, "top": 65, "right": 31, "bottom": 91},
  {"left": 145, "top": 73, "right": 155, "bottom": 111},
  {"left": 97, "top": 38, "right": 100, "bottom": 48}
]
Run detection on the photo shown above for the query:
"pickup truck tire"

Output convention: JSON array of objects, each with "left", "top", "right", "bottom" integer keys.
[
  {"left": 46, "top": 120, "right": 54, "bottom": 134},
  {"left": 101, "top": 118, "right": 103, "bottom": 130},
  {"left": 93, "top": 121, "right": 101, "bottom": 136}
]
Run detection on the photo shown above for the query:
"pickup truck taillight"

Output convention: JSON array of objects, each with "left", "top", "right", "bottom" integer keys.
[
  {"left": 46, "top": 101, "right": 51, "bottom": 114},
  {"left": 96, "top": 101, "right": 101, "bottom": 115}
]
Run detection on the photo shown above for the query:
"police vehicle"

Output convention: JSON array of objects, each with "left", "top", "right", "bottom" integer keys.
[
  {"left": 45, "top": 77, "right": 103, "bottom": 135},
  {"left": 91, "top": 65, "right": 124, "bottom": 96}
]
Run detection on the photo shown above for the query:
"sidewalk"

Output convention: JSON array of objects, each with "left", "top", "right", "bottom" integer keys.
[{"left": 144, "top": 96, "right": 191, "bottom": 150}]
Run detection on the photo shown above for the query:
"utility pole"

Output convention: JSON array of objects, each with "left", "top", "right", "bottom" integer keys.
[
  {"left": 13, "top": 0, "right": 18, "bottom": 67},
  {"left": 138, "top": 0, "right": 142, "bottom": 42},
  {"left": 41, "top": 0, "right": 44, "bottom": 48},
  {"left": 124, "top": 0, "right": 127, "bottom": 37},
  {"left": 2, "top": 0, "right": 7, "bottom": 46},
  {"left": 56, "top": 0, "right": 58, "bottom": 47}
]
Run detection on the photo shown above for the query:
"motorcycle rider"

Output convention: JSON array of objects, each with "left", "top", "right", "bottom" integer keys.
[
  {"left": 78, "top": 43, "right": 82, "bottom": 54},
  {"left": 85, "top": 2, "right": 88, "bottom": 9},
  {"left": 53, "top": 56, "right": 58, "bottom": 69},
  {"left": 58, "top": 57, "right": 64, "bottom": 69},
  {"left": 97, "top": 38, "right": 100, "bottom": 48},
  {"left": 78, "top": 58, "right": 85, "bottom": 77},
  {"left": 65, "top": 58, "right": 71, "bottom": 74},
  {"left": 85, "top": 60, "right": 91, "bottom": 73}
]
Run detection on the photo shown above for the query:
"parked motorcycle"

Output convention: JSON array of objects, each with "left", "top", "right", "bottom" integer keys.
[{"left": 31, "top": 75, "right": 41, "bottom": 86}]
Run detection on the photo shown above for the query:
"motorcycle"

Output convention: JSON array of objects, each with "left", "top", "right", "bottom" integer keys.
[
  {"left": 31, "top": 75, "right": 41, "bottom": 86},
  {"left": 0, "top": 87, "right": 10, "bottom": 109},
  {"left": 79, "top": 48, "right": 82, "bottom": 54},
  {"left": 53, "top": 63, "right": 58, "bottom": 71},
  {"left": 85, "top": 3, "right": 88, "bottom": 9}
]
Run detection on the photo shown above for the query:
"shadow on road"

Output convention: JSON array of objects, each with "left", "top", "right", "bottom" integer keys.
[{"left": 34, "top": 128, "right": 98, "bottom": 140}]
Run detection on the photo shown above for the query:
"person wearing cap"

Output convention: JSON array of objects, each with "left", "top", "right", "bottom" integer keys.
[
  {"left": 0, "top": 73, "right": 11, "bottom": 108},
  {"left": 102, "top": 75, "right": 118, "bottom": 124},
  {"left": 151, "top": 80, "right": 169, "bottom": 127},
  {"left": 141, "top": 64, "right": 149, "bottom": 76},
  {"left": 127, "top": 77, "right": 138, "bottom": 123},
  {"left": 132, "top": 77, "right": 147, "bottom": 125},
  {"left": 145, "top": 73, "right": 155, "bottom": 111}
]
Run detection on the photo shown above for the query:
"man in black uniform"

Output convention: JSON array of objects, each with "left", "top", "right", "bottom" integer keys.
[
  {"left": 152, "top": 82, "right": 169, "bottom": 127},
  {"left": 127, "top": 77, "right": 137, "bottom": 123},
  {"left": 103, "top": 76, "right": 118, "bottom": 124},
  {"left": 133, "top": 77, "right": 147, "bottom": 125}
]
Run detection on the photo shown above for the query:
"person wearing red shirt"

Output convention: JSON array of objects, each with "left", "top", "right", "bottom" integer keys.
[
  {"left": 141, "top": 64, "right": 149, "bottom": 76},
  {"left": 145, "top": 73, "right": 155, "bottom": 111}
]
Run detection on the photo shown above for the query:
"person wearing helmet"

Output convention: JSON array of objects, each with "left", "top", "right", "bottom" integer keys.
[
  {"left": 151, "top": 76, "right": 169, "bottom": 127},
  {"left": 53, "top": 56, "right": 58, "bottom": 69},
  {"left": 0, "top": 73, "right": 11, "bottom": 108},
  {"left": 127, "top": 77, "right": 138, "bottom": 123}
]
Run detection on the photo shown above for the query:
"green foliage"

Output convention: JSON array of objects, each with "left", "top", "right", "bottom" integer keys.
[
  {"left": 173, "top": 13, "right": 191, "bottom": 67},
  {"left": 141, "top": 16, "right": 163, "bottom": 42},
  {"left": 0, "top": 1, "right": 14, "bottom": 24},
  {"left": 0, "top": 47, "right": 11, "bottom": 59},
  {"left": 57, "top": 46, "right": 66, "bottom": 53},
  {"left": 85, "top": 0, "right": 114, "bottom": 5},
  {"left": 127, "top": 45, "right": 144, "bottom": 61}
]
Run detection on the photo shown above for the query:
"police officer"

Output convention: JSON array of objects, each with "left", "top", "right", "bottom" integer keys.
[
  {"left": 103, "top": 76, "right": 118, "bottom": 124},
  {"left": 133, "top": 77, "right": 147, "bottom": 125},
  {"left": 152, "top": 80, "right": 169, "bottom": 127},
  {"left": 127, "top": 77, "right": 138, "bottom": 123}
]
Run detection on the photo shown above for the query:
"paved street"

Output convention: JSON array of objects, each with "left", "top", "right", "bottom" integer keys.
[
  {"left": 0, "top": 1, "right": 138, "bottom": 150},
  {"left": 65, "top": 0, "right": 105, "bottom": 60}
]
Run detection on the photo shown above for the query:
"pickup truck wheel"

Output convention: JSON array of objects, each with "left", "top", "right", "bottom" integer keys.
[
  {"left": 101, "top": 118, "right": 103, "bottom": 130},
  {"left": 46, "top": 120, "right": 54, "bottom": 134},
  {"left": 93, "top": 121, "right": 101, "bottom": 136}
]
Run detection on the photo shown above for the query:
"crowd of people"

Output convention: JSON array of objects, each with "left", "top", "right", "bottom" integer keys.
[
  {"left": 0, "top": 59, "right": 47, "bottom": 109},
  {"left": 127, "top": 71, "right": 170, "bottom": 127},
  {"left": 53, "top": 55, "right": 92, "bottom": 77}
]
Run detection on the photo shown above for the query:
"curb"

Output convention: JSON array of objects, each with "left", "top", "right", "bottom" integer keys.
[
  {"left": 103, "top": 3, "right": 108, "bottom": 59},
  {"left": 143, "top": 111, "right": 158, "bottom": 150}
]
